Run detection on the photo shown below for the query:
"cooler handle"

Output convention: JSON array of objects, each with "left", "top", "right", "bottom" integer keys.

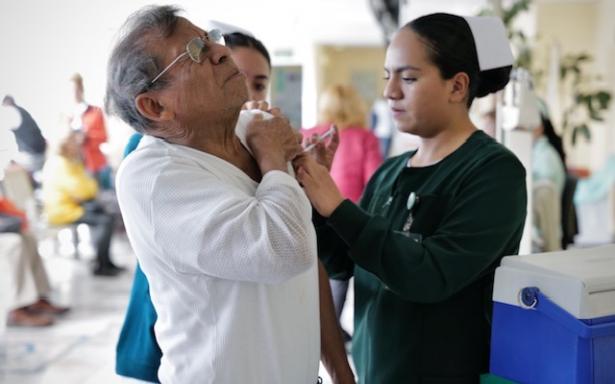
[{"left": 520, "top": 287, "right": 615, "bottom": 338}]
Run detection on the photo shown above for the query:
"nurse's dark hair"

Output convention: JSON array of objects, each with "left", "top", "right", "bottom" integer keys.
[
  {"left": 405, "top": 13, "right": 512, "bottom": 107},
  {"left": 223, "top": 32, "right": 271, "bottom": 70},
  {"left": 541, "top": 114, "right": 566, "bottom": 165}
]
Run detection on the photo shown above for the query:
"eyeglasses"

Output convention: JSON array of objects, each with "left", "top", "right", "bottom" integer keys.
[{"left": 149, "top": 29, "right": 225, "bottom": 85}]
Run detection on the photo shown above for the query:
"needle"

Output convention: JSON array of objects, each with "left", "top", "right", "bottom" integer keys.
[{"left": 303, "top": 124, "right": 336, "bottom": 152}]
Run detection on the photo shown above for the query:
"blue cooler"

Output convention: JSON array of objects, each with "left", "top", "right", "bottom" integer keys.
[{"left": 490, "top": 245, "right": 615, "bottom": 384}]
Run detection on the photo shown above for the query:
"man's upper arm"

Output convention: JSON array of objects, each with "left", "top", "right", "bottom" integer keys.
[{"left": 150, "top": 165, "right": 316, "bottom": 284}]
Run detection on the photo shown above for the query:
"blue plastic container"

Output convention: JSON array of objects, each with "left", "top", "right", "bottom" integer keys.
[{"left": 490, "top": 287, "right": 615, "bottom": 384}]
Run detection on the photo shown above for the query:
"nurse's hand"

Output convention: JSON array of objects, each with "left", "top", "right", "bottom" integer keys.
[
  {"left": 293, "top": 153, "right": 344, "bottom": 217},
  {"left": 303, "top": 125, "right": 339, "bottom": 170}
]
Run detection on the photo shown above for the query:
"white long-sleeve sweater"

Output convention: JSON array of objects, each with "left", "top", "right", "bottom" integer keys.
[{"left": 116, "top": 135, "right": 319, "bottom": 384}]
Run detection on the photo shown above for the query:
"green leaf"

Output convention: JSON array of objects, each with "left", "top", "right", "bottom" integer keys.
[
  {"left": 503, "top": 0, "right": 531, "bottom": 25},
  {"left": 577, "top": 53, "right": 591, "bottom": 62},
  {"left": 572, "top": 124, "right": 591, "bottom": 146},
  {"left": 560, "top": 67, "right": 568, "bottom": 79},
  {"left": 562, "top": 111, "right": 571, "bottom": 132},
  {"left": 585, "top": 96, "right": 595, "bottom": 114},
  {"left": 477, "top": 8, "right": 492, "bottom": 16},
  {"left": 596, "top": 91, "right": 612, "bottom": 109},
  {"left": 580, "top": 124, "right": 591, "bottom": 141},
  {"left": 572, "top": 66, "right": 581, "bottom": 76},
  {"left": 590, "top": 115, "right": 604, "bottom": 122}
]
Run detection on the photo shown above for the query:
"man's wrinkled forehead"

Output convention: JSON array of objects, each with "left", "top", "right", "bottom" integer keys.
[
  {"left": 144, "top": 16, "right": 205, "bottom": 49},
  {"left": 143, "top": 17, "right": 202, "bottom": 59},
  {"left": 176, "top": 17, "right": 207, "bottom": 39}
]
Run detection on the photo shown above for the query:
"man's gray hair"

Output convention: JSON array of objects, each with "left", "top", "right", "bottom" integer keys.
[{"left": 104, "top": 5, "right": 181, "bottom": 133}]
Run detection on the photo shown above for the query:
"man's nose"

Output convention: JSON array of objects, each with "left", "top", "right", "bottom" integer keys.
[{"left": 208, "top": 43, "right": 230, "bottom": 65}]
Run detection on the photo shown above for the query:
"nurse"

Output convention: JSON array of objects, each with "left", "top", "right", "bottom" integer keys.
[{"left": 295, "top": 13, "right": 527, "bottom": 383}]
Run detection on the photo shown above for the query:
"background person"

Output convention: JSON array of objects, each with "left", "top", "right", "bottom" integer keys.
[
  {"left": 41, "top": 131, "right": 120, "bottom": 276},
  {"left": 67, "top": 73, "right": 113, "bottom": 190},
  {"left": 1, "top": 196, "right": 69, "bottom": 327},
  {"left": 531, "top": 110, "right": 567, "bottom": 252},
  {"left": 1, "top": 95, "right": 47, "bottom": 182}
]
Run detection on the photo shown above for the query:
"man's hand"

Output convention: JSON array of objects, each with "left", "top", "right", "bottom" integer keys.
[
  {"left": 242, "top": 100, "right": 282, "bottom": 117},
  {"left": 245, "top": 113, "right": 302, "bottom": 174}
]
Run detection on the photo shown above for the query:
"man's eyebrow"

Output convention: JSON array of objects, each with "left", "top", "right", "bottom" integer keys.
[{"left": 254, "top": 75, "right": 269, "bottom": 80}]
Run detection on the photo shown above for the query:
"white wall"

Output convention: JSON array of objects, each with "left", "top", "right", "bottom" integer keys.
[
  {"left": 400, "top": 0, "right": 489, "bottom": 24},
  {"left": 3, "top": 0, "right": 610, "bottom": 169},
  {"left": 0, "top": 0, "right": 383, "bottom": 164},
  {"left": 595, "top": 0, "right": 615, "bottom": 166}
]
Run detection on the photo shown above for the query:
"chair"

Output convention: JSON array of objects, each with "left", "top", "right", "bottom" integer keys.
[
  {"left": 533, "top": 180, "right": 562, "bottom": 252},
  {"left": 1, "top": 165, "right": 81, "bottom": 258}
]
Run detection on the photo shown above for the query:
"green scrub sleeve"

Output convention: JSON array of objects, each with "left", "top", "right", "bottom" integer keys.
[
  {"left": 314, "top": 202, "right": 355, "bottom": 280},
  {"left": 328, "top": 154, "right": 527, "bottom": 303}
]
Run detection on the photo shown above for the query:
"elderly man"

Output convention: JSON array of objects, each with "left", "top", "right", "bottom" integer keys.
[{"left": 106, "top": 6, "right": 353, "bottom": 384}]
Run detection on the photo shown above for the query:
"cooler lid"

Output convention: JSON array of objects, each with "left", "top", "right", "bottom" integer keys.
[{"left": 493, "top": 245, "right": 615, "bottom": 319}]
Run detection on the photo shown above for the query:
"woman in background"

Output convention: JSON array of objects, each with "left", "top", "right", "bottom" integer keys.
[
  {"left": 41, "top": 131, "right": 119, "bottom": 276},
  {"left": 304, "top": 84, "right": 382, "bottom": 203},
  {"left": 531, "top": 109, "right": 567, "bottom": 251}
]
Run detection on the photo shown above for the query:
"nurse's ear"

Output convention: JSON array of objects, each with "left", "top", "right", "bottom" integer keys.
[{"left": 448, "top": 72, "right": 470, "bottom": 105}]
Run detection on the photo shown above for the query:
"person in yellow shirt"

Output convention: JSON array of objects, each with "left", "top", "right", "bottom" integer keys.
[{"left": 42, "top": 131, "right": 121, "bottom": 276}]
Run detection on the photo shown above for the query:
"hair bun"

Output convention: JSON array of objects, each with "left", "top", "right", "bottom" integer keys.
[{"left": 476, "top": 65, "right": 513, "bottom": 97}]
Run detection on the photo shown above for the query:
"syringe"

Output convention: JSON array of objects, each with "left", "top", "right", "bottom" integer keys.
[{"left": 303, "top": 124, "right": 336, "bottom": 152}]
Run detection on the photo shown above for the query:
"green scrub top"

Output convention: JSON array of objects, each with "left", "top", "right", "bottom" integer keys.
[{"left": 316, "top": 130, "right": 527, "bottom": 383}]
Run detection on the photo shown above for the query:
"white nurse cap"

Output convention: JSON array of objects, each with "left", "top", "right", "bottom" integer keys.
[
  {"left": 203, "top": 20, "right": 254, "bottom": 37},
  {"left": 462, "top": 16, "right": 514, "bottom": 71}
]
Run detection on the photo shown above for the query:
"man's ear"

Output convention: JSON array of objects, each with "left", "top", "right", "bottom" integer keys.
[
  {"left": 448, "top": 72, "right": 470, "bottom": 105},
  {"left": 135, "top": 93, "right": 175, "bottom": 122}
]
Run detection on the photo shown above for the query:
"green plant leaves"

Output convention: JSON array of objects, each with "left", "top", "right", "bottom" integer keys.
[
  {"left": 572, "top": 124, "right": 591, "bottom": 145},
  {"left": 477, "top": 0, "right": 612, "bottom": 147}
]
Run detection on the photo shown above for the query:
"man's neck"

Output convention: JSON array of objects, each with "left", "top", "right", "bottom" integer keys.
[
  {"left": 169, "top": 120, "right": 262, "bottom": 182},
  {"left": 203, "top": 134, "right": 262, "bottom": 182}
]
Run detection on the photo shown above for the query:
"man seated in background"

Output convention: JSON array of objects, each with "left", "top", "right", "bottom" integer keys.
[
  {"left": 0, "top": 196, "right": 69, "bottom": 327},
  {"left": 1, "top": 95, "right": 47, "bottom": 185}
]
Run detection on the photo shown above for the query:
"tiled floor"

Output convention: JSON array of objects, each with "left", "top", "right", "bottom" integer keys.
[
  {"left": 0, "top": 232, "right": 136, "bottom": 384},
  {"left": 0, "top": 231, "right": 354, "bottom": 384}
]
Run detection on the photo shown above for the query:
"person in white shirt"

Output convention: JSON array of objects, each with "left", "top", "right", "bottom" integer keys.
[{"left": 105, "top": 5, "right": 353, "bottom": 384}]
